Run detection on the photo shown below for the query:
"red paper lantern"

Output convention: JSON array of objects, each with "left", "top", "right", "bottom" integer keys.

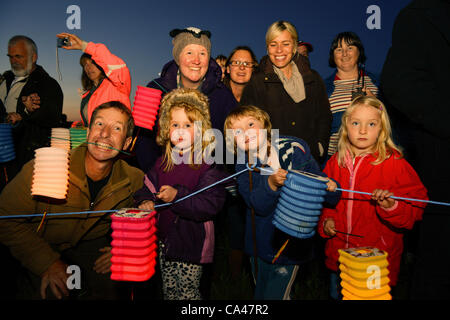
[
  {"left": 132, "top": 86, "right": 162, "bottom": 130},
  {"left": 110, "top": 208, "right": 158, "bottom": 282}
]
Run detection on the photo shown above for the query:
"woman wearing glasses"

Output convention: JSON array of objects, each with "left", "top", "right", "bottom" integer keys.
[
  {"left": 224, "top": 46, "right": 258, "bottom": 103},
  {"left": 221, "top": 46, "right": 258, "bottom": 281},
  {"left": 240, "top": 21, "right": 331, "bottom": 164}
]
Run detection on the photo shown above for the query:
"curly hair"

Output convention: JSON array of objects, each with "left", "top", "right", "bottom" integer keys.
[{"left": 157, "top": 88, "right": 214, "bottom": 171}]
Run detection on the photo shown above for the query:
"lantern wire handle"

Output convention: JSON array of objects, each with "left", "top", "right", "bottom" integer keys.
[
  {"left": 129, "top": 127, "right": 141, "bottom": 152},
  {"left": 36, "top": 200, "right": 50, "bottom": 232},
  {"left": 3, "top": 166, "right": 8, "bottom": 184},
  {"left": 272, "top": 239, "right": 289, "bottom": 264},
  {"left": 334, "top": 229, "right": 364, "bottom": 238},
  {"left": 36, "top": 211, "right": 47, "bottom": 232}
]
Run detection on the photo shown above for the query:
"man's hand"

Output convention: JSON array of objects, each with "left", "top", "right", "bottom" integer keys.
[
  {"left": 93, "top": 247, "right": 112, "bottom": 274},
  {"left": 22, "top": 93, "right": 40, "bottom": 113},
  {"left": 40, "top": 259, "right": 69, "bottom": 299},
  {"left": 6, "top": 112, "right": 22, "bottom": 124}
]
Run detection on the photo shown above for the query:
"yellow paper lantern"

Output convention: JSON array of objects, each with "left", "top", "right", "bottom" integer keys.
[
  {"left": 31, "top": 147, "right": 69, "bottom": 199},
  {"left": 338, "top": 247, "right": 392, "bottom": 300},
  {"left": 51, "top": 128, "right": 71, "bottom": 150}
]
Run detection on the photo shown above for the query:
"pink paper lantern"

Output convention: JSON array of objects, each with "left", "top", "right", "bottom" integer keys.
[
  {"left": 31, "top": 147, "right": 69, "bottom": 199},
  {"left": 132, "top": 86, "right": 162, "bottom": 130},
  {"left": 110, "top": 208, "right": 158, "bottom": 282}
]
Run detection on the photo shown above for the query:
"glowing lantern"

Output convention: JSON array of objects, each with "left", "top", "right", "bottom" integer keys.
[
  {"left": 132, "top": 86, "right": 162, "bottom": 130},
  {"left": 0, "top": 123, "right": 15, "bottom": 163},
  {"left": 69, "top": 127, "right": 87, "bottom": 149},
  {"left": 272, "top": 170, "right": 328, "bottom": 239},
  {"left": 31, "top": 147, "right": 69, "bottom": 199},
  {"left": 338, "top": 247, "right": 392, "bottom": 300},
  {"left": 51, "top": 128, "right": 71, "bottom": 150},
  {"left": 110, "top": 208, "right": 158, "bottom": 282}
]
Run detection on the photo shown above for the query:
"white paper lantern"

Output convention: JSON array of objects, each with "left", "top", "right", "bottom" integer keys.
[
  {"left": 31, "top": 147, "right": 69, "bottom": 199},
  {"left": 51, "top": 128, "right": 71, "bottom": 150}
]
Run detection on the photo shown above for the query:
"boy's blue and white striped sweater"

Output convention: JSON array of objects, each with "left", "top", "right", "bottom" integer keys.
[{"left": 236, "top": 135, "right": 341, "bottom": 265}]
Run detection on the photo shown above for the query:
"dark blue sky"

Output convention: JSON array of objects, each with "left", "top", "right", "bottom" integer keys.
[{"left": 0, "top": 0, "right": 411, "bottom": 121}]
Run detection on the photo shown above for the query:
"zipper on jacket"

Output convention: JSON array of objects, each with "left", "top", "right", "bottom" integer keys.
[
  {"left": 90, "top": 189, "right": 124, "bottom": 211},
  {"left": 345, "top": 155, "right": 367, "bottom": 247}
]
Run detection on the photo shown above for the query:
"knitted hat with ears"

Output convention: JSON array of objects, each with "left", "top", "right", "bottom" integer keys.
[{"left": 170, "top": 27, "right": 212, "bottom": 65}]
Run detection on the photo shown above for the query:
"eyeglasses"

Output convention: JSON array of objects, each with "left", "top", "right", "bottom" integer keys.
[{"left": 229, "top": 60, "right": 255, "bottom": 68}]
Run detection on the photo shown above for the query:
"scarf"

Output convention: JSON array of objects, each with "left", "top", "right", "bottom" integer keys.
[{"left": 273, "top": 61, "right": 306, "bottom": 103}]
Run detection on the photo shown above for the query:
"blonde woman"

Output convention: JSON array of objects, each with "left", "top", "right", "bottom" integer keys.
[
  {"left": 133, "top": 88, "right": 227, "bottom": 300},
  {"left": 240, "top": 20, "right": 331, "bottom": 164},
  {"left": 318, "top": 95, "right": 428, "bottom": 299}
]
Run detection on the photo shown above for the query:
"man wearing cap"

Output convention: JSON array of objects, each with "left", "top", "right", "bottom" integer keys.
[
  {"left": 297, "top": 40, "right": 314, "bottom": 58},
  {"left": 134, "top": 27, "right": 237, "bottom": 173}
]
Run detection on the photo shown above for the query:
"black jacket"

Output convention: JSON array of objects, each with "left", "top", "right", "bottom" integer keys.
[
  {"left": 240, "top": 53, "right": 331, "bottom": 163},
  {"left": 2, "top": 65, "right": 63, "bottom": 168}
]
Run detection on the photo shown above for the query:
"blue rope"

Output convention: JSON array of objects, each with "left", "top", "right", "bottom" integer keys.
[
  {"left": 0, "top": 210, "right": 116, "bottom": 220},
  {"left": 0, "top": 166, "right": 253, "bottom": 219},
  {"left": 254, "top": 166, "right": 450, "bottom": 207},
  {"left": 154, "top": 165, "right": 252, "bottom": 208},
  {"left": 1, "top": 163, "right": 448, "bottom": 220},
  {"left": 336, "top": 188, "right": 450, "bottom": 207}
]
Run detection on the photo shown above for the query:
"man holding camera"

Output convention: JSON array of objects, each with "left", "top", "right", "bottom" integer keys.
[{"left": 0, "top": 35, "right": 63, "bottom": 186}]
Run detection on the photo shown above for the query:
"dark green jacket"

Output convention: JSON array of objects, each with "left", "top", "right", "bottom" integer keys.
[{"left": 0, "top": 144, "right": 144, "bottom": 276}]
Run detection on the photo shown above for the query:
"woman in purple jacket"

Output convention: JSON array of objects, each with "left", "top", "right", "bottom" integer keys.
[
  {"left": 134, "top": 88, "right": 227, "bottom": 300},
  {"left": 134, "top": 27, "right": 237, "bottom": 173}
]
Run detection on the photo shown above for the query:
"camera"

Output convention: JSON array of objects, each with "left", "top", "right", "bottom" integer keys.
[
  {"left": 351, "top": 87, "right": 366, "bottom": 101},
  {"left": 57, "top": 37, "right": 71, "bottom": 48}
]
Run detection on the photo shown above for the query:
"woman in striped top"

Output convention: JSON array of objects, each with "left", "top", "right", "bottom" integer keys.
[{"left": 324, "top": 32, "right": 379, "bottom": 160}]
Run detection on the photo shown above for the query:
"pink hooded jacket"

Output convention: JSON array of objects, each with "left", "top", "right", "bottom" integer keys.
[{"left": 79, "top": 42, "right": 131, "bottom": 124}]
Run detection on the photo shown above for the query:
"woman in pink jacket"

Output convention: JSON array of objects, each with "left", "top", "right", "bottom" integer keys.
[
  {"left": 318, "top": 95, "right": 428, "bottom": 299},
  {"left": 57, "top": 33, "right": 131, "bottom": 126}
]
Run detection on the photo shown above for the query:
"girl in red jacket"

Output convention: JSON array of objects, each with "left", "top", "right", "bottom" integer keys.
[{"left": 319, "top": 95, "right": 427, "bottom": 299}]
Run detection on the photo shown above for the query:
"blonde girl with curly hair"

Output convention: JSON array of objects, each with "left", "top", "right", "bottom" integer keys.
[{"left": 133, "top": 88, "right": 227, "bottom": 300}]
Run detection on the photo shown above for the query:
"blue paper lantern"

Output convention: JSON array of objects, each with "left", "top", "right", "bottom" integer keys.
[
  {"left": 0, "top": 123, "right": 15, "bottom": 163},
  {"left": 273, "top": 170, "right": 328, "bottom": 239}
]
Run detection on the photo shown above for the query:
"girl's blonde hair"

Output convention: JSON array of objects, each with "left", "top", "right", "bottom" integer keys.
[
  {"left": 224, "top": 105, "right": 272, "bottom": 154},
  {"left": 156, "top": 88, "right": 214, "bottom": 171},
  {"left": 265, "top": 20, "right": 298, "bottom": 54},
  {"left": 337, "top": 95, "right": 403, "bottom": 167}
]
